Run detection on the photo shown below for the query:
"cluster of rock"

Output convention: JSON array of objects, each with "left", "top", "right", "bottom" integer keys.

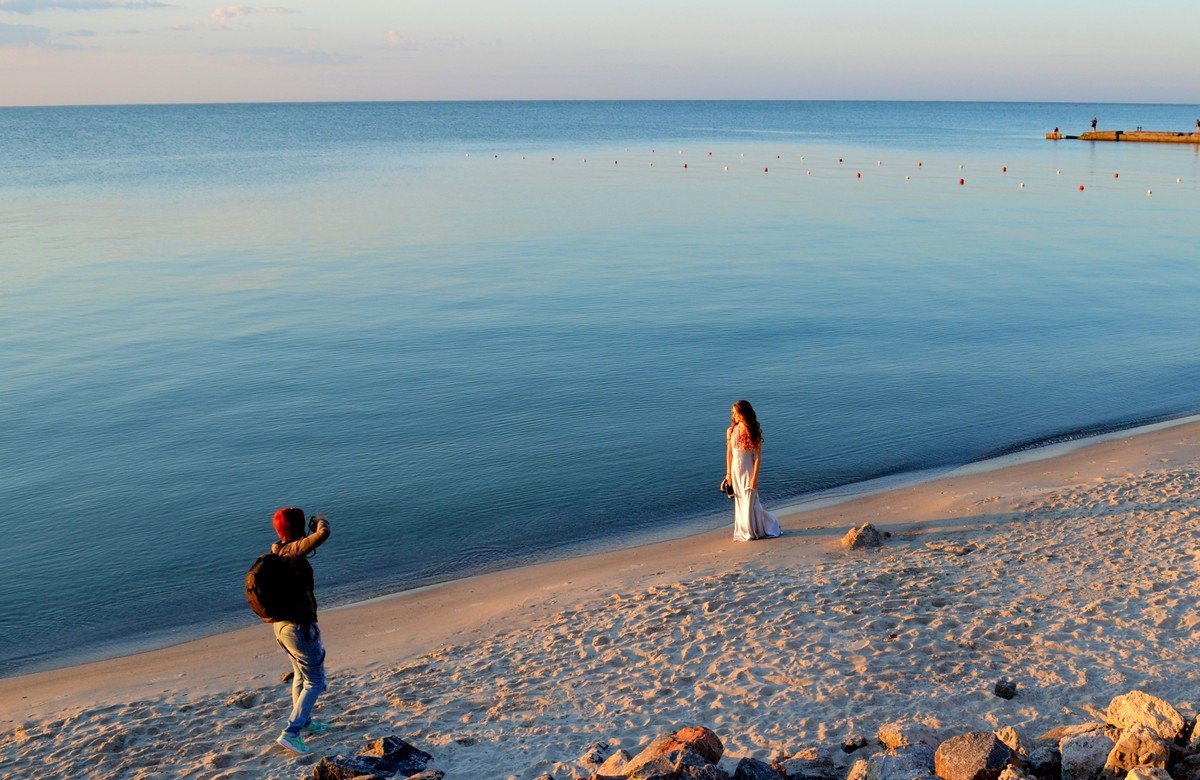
[
  {"left": 551, "top": 690, "right": 1200, "bottom": 780},
  {"left": 309, "top": 735, "right": 441, "bottom": 780}
]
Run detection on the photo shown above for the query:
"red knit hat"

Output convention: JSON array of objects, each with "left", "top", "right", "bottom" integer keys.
[{"left": 273, "top": 507, "right": 305, "bottom": 540}]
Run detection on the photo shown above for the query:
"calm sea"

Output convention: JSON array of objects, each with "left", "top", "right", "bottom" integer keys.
[{"left": 2, "top": 101, "right": 1199, "bottom": 677}]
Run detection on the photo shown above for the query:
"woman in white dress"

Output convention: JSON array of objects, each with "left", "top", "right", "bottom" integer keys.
[{"left": 724, "top": 400, "right": 782, "bottom": 541}]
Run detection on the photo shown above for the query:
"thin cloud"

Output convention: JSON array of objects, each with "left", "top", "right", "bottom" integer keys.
[
  {"left": 0, "top": 19, "right": 49, "bottom": 44},
  {"left": 0, "top": 0, "right": 172, "bottom": 13},
  {"left": 210, "top": 4, "right": 296, "bottom": 27},
  {"left": 385, "top": 30, "right": 465, "bottom": 51}
]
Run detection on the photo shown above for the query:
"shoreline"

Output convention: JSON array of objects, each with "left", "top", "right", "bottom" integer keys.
[
  {"left": 4, "top": 410, "right": 1197, "bottom": 684},
  {"left": 4, "top": 413, "right": 1200, "bottom": 710}
]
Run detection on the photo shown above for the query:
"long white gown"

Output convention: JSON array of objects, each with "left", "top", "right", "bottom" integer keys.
[{"left": 731, "top": 440, "right": 782, "bottom": 542}]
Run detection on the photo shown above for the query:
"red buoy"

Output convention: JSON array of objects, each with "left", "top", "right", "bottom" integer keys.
[
  {"left": 683, "top": 163, "right": 688, "bottom": 169},
  {"left": 1114, "top": 173, "right": 1119, "bottom": 178},
  {"left": 763, "top": 167, "right": 768, "bottom": 173},
  {"left": 1079, "top": 185, "right": 1085, "bottom": 191},
  {"left": 959, "top": 178, "right": 965, "bottom": 185},
  {"left": 1001, "top": 166, "right": 1007, "bottom": 173},
  {"left": 856, "top": 172, "right": 862, "bottom": 178}
]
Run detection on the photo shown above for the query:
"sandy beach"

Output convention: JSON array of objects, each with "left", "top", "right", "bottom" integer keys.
[{"left": 4, "top": 417, "right": 1200, "bottom": 778}]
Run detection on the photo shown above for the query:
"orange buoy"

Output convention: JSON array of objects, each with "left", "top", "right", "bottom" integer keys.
[
  {"left": 856, "top": 172, "right": 861, "bottom": 178},
  {"left": 763, "top": 167, "right": 768, "bottom": 173},
  {"left": 1001, "top": 166, "right": 1007, "bottom": 173},
  {"left": 1113, "top": 173, "right": 1119, "bottom": 178},
  {"left": 959, "top": 178, "right": 965, "bottom": 185},
  {"left": 1078, "top": 185, "right": 1085, "bottom": 191}
]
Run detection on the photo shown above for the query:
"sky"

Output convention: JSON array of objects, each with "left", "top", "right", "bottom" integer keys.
[{"left": 1, "top": 0, "right": 1198, "bottom": 106}]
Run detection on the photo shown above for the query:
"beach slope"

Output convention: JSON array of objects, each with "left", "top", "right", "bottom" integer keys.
[{"left": 3, "top": 419, "right": 1200, "bottom": 778}]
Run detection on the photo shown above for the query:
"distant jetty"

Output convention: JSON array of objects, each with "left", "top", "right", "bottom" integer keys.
[{"left": 1048, "top": 128, "right": 1200, "bottom": 143}]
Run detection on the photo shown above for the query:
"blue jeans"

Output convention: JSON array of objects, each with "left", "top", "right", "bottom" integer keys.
[{"left": 273, "top": 621, "right": 327, "bottom": 736}]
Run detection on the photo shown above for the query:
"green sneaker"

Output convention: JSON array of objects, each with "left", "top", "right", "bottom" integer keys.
[
  {"left": 302, "top": 720, "right": 330, "bottom": 735},
  {"left": 276, "top": 732, "right": 311, "bottom": 755}
]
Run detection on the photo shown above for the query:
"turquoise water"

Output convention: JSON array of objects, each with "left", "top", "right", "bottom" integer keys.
[{"left": 2, "top": 101, "right": 1199, "bottom": 677}]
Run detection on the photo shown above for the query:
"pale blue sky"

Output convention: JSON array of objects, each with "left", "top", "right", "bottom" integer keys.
[{"left": 1, "top": 0, "right": 1197, "bottom": 106}]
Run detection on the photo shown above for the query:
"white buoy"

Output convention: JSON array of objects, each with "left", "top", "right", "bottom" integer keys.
[
  {"left": 724, "top": 166, "right": 729, "bottom": 171},
  {"left": 905, "top": 175, "right": 910, "bottom": 180},
  {"left": 1056, "top": 170, "right": 1061, "bottom": 175},
  {"left": 877, "top": 160, "right": 882, "bottom": 165},
  {"left": 1020, "top": 182, "right": 1025, "bottom": 188},
  {"left": 1177, "top": 177, "right": 1183, "bottom": 183},
  {"left": 806, "top": 170, "right": 812, "bottom": 176},
  {"left": 1147, "top": 189, "right": 1153, "bottom": 196}
]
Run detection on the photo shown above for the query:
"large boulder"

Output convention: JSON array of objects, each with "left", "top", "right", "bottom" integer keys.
[
  {"left": 1106, "top": 692, "right": 1186, "bottom": 742},
  {"left": 779, "top": 748, "right": 838, "bottom": 780},
  {"left": 867, "top": 749, "right": 938, "bottom": 780},
  {"left": 624, "top": 726, "right": 727, "bottom": 780},
  {"left": 595, "top": 749, "right": 633, "bottom": 778},
  {"left": 733, "top": 757, "right": 784, "bottom": 780},
  {"left": 847, "top": 741, "right": 937, "bottom": 780},
  {"left": 1104, "top": 725, "right": 1169, "bottom": 776},
  {"left": 880, "top": 722, "right": 940, "bottom": 751},
  {"left": 934, "top": 732, "right": 1014, "bottom": 780},
  {"left": 1059, "top": 732, "right": 1114, "bottom": 780},
  {"left": 842, "top": 524, "right": 886, "bottom": 549}
]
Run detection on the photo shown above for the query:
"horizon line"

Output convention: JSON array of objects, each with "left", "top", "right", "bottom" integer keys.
[{"left": 4, "top": 97, "right": 1200, "bottom": 111}]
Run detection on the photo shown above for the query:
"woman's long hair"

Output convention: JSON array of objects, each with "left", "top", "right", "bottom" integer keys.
[{"left": 733, "top": 399, "right": 763, "bottom": 447}]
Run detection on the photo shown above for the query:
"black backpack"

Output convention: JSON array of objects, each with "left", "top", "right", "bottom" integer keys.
[{"left": 245, "top": 552, "right": 294, "bottom": 622}]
